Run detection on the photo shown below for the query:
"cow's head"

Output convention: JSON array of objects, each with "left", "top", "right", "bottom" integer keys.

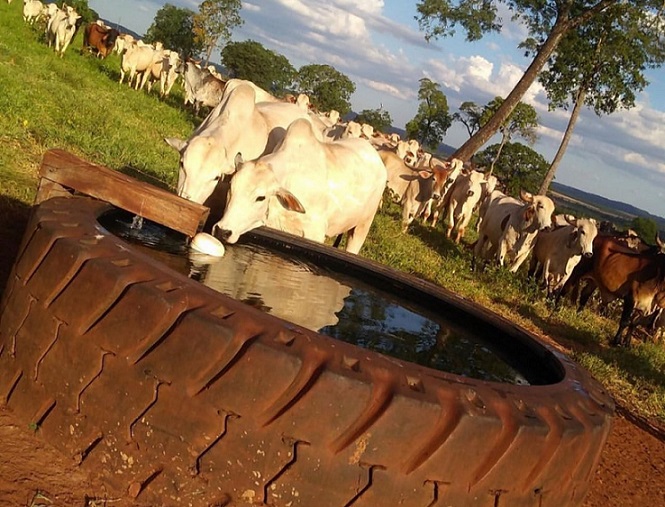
[
  {"left": 213, "top": 160, "right": 305, "bottom": 244},
  {"left": 165, "top": 136, "right": 240, "bottom": 205},
  {"left": 567, "top": 217, "right": 598, "bottom": 257},
  {"left": 520, "top": 190, "right": 555, "bottom": 231},
  {"left": 430, "top": 158, "right": 463, "bottom": 201}
]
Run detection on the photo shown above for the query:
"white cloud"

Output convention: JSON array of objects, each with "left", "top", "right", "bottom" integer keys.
[{"left": 243, "top": 2, "right": 260, "bottom": 12}]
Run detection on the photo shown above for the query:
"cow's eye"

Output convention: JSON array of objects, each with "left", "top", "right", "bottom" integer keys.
[
  {"left": 213, "top": 175, "right": 221, "bottom": 181},
  {"left": 256, "top": 196, "right": 266, "bottom": 202}
]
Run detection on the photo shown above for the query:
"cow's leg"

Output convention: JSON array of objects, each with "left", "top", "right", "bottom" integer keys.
[
  {"left": 612, "top": 297, "right": 634, "bottom": 346},
  {"left": 472, "top": 235, "right": 488, "bottom": 271},
  {"left": 400, "top": 202, "right": 414, "bottom": 233},
  {"left": 345, "top": 221, "right": 373, "bottom": 255},
  {"left": 444, "top": 202, "right": 455, "bottom": 238}
]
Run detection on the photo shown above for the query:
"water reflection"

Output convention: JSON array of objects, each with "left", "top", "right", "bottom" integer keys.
[
  {"left": 190, "top": 245, "right": 352, "bottom": 331},
  {"left": 100, "top": 210, "right": 530, "bottom": 385}
]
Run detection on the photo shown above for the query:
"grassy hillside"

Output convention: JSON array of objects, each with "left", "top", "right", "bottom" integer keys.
[{"left": 1, "top": 1, "right": 664, "bottom": 427}]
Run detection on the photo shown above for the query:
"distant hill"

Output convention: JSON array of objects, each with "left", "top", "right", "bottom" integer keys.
[{"left": 550, "top": 182, "right": 665, "bottom": 233}]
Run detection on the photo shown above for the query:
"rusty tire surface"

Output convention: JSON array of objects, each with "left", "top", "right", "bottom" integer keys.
[{"left": 0, "top": 196, "right": 614, "bottom": 507}]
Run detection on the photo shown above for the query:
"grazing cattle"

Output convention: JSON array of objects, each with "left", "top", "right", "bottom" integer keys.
[
  {"left": 140, "top": 50, "right": 180, "bottom": 96},
  {"left": 214, "top": 118, "right": 387, "bottom": 255},
  {"left": 473, "top": 190, "right": 555, "bottom": 272},
  {"left": 529, "top": 217, "right": 598, "bottom": 296},
  {"left": 182, "top": 60, "right": 226, "bottom": 112},
  {"left": 400, "top": 158, "right": 463, "bottom": 233},
  {"left": 441, "top": 170, "right": 488, "bottom": 243},
  {"left": 119, "top": 42, "right": 164, "bottom": 89},
  {"left": 562, "top": 235, "right": 665, "bottom": 347},
  {"left": 47, "top": 7, "right": 81, "bottom": 57},
  {"left": 82, "top": 22, "right": 119, "bottom": 58},
  {"left": 22, "top": 0, "right": 43, "bottom": 24},
  {"left": 165, "top": 83, "right": 316, "bottom": 205}
]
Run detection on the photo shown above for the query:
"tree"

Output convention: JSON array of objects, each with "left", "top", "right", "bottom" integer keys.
[
  {"left": 405, "top": 78, "right": 452, "bottom": 150},
  {"left": 221, "top": 40, "right": 296, "bottom": 94},
  {"left": 295, "top": 64, "right": 355, "bottom": 115},
  {"left": 480, "top": 97, "right": 538, "bottom": 176},
  {"left": 474, "top": 142, "right": 549, "bottom": 196},
  {"left": 144, "top": 4, "right": 202, "bottom": 59},
  {"left": 416, "top": 0, "right": 665, "bottom": 162},
  {"left": 535, "top": 4, "right": 665, "bottom": 194},
  {"left": 193, "top": 0, "right": 243, "bottom": 67},
  {"left": 354, "top": 108, "right": 393, "bottom": 132},
  {"left": 453, "top": 101, "right": 483, "bottom": 138},
  {"left": 629, "top": 217, "right": 659, "bottom": 245}
]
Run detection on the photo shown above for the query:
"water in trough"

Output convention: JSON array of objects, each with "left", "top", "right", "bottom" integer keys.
[{"left": 100, "top": 210, "right": 534, "bottom": 386}]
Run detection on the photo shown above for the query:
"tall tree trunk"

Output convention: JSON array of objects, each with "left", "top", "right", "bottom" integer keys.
[
  {"left": 204, "top": 42, "right": 214, "bottom": 67},
  {"left": 452, "top": 20, "right": 570, "bottom": 162},
  {"left": 538, "top": 84, "right": 588, "bottom": 195},
  {"left": 488, "top": 129, "right": 509, "bottom": 176}
]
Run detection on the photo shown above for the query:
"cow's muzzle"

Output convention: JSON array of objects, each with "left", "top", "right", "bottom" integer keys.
[
  {"left": 583, "top": 251, "right": 593, "bottom": 258},
  {"left": 215, "top": 228, "right": 232, "bottom": 241}
]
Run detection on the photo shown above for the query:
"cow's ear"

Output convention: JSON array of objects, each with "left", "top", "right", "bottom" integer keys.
[
  {"left": 276, "top": 188, "right": 306, "bottom": 214},
  {"left": 418, "top": 170, "right": 433, "bottom": 179},
  {"left": 165, "top": 137, "right": 186, "bottom": 152}
]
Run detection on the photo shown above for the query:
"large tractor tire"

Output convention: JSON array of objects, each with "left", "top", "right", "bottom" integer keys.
[{"left": 0, "top": 196, "right": 614, "bottom": 506}]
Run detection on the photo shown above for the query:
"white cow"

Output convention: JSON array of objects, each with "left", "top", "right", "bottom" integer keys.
[
  {"left": 23, "top": 0, "right": 44, "bottom": 24},
  {"left": 182, "top": 61, "right": 226, "bottom": 111},
  {"left": 165, "top": 83, "right": 316, "bottom": 205},
  {"left": 119, "top": 42, "right": 164, "bottom": 89},
  {"left": 113, "top": 33, "right": 134, "bottom": 55},
  {"left": 529, "top": 217, "right": 598, "bottom": 296},
  {"left": 473, "top": 190, "right": 555, "bottom": 272},
  {"left": 47, "top": 6, "right": 80, "bottom": 57},
  {"left": 214, "top": 118, "right": 387, "bottom": 255},
  {"left": 442, "top": 170, "right": 488, "bottom": 243},
  {"left": 378, "top": 149, "right": 419, "bottom": 204}
]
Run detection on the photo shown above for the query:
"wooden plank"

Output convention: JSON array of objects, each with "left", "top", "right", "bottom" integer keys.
[{"left": 38, "top": 149, "right": 209, "bottom": 237}]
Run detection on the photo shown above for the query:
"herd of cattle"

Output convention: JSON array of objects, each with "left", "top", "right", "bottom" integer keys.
[{"left": 14, "top": 0, "right": 665, "bottom": 348}]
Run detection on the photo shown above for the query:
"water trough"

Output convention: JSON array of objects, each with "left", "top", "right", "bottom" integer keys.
[{"left": 0, "top": 150, "right": 614, "bottom": 506}]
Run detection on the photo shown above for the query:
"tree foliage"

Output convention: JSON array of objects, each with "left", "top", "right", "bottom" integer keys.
[
  {"left": 144, "top": 4, "right": 201, "bottom": 58},
  {"left": 530, "top": 3, "right": 665, "bottom": 194},
  {"left": 480, "top": 97, "right": 538, "bottom": 174},
  {"left": 295, "top": 64, "right": 355, "bottom": 115},
  {"left": 416, "top": 0, "right": 665, "bottom": 161},
  {"left": 193, "top": 0, "right": 243, "bottom": 67},
  {"left": 221, "top": 40, "right": 296, "bottom": 95},
  {"left": 474, "top": 142, "right": 549, "bottom": 196},
  {"left": 354, "top": 109, "right": 393, "bottom": 132},
  {"left": 453, "top": 101, "right": 483, "bottom": 137},
  {"left": 405, "top": 78, "right": 452, "bottom": 151},
  {"left": 630, "top": 217, "right": 659, "bottom": 245}
]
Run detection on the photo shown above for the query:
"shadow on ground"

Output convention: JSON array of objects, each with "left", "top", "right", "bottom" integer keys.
[{"left": 0, "top": 195, "right": 31, "bottom": 296}]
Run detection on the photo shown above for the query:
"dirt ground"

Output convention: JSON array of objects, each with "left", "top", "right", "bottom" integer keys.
[{"left": 0, "top": 202, "right": 664, "bottom": 506}]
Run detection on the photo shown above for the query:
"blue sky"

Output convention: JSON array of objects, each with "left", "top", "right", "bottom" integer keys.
[{"left": 89, "top": 0, "right": 665, "bottom": 218}]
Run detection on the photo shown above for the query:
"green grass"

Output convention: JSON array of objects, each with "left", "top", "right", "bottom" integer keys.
[{"left": 1, "top": 1, "right": 664, "bottom": 426}]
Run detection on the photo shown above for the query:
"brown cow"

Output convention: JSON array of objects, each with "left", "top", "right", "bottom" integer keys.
[
  {"left": 561, "top": 234, "right": 665, "bottom": 347},
  {"left": 82, "top": 23, "right": 119, "bottom": 59}
]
